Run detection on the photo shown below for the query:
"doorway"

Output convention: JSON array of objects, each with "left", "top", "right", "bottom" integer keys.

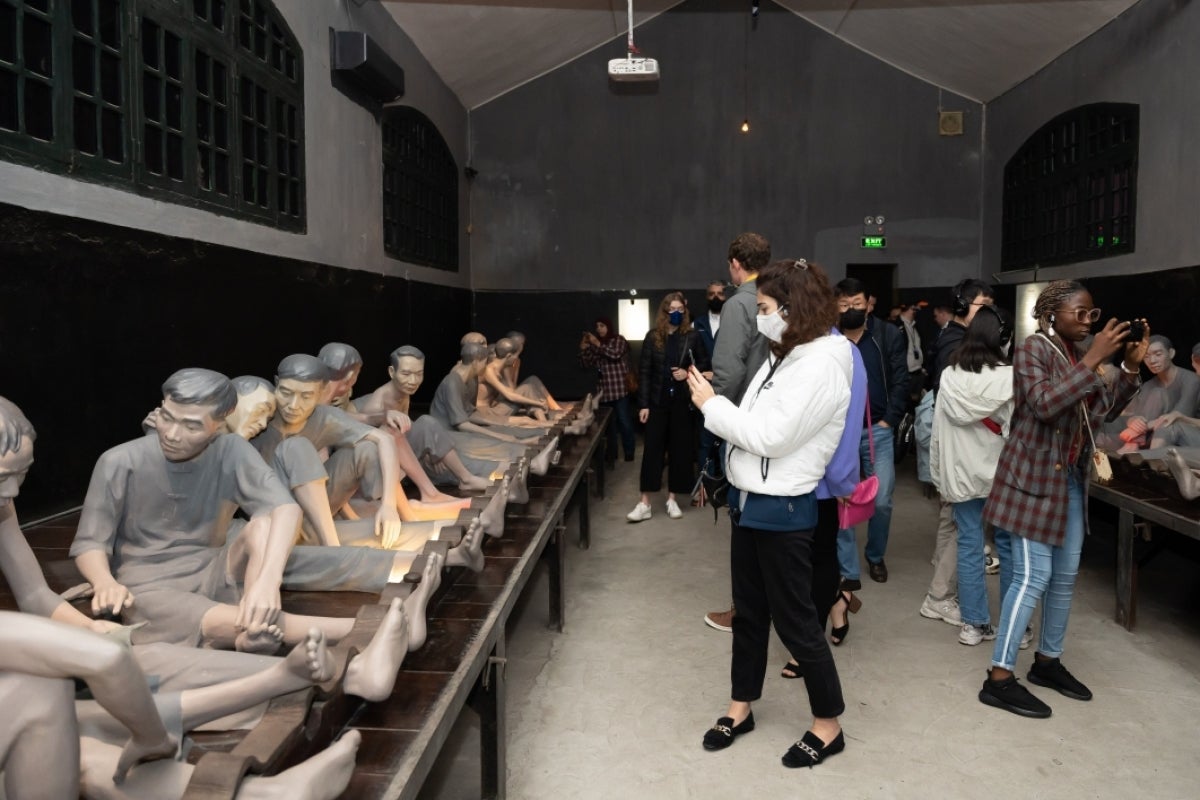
[{"left": 846, "top": 263, "right": 898, "bottom": 314}]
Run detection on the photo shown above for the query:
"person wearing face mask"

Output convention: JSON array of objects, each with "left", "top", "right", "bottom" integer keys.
[
  {"left": 688, "top": 259, "right": 852, "bottom": 768},
  {"left": 627, "top": 292, "right": 710, "bottom": 522},
  {"left": 833, "top": 279, "right": 909, "bottom": 598}
]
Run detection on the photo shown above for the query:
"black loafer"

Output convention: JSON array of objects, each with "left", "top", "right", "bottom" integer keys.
[
  {"left": 1028, "top": 657, "right": 1093, "bottom": 701},
  {"left": 702, "top": 713, "right": 755, "bottom": 751},
  {"left": 782, "top": 730, "right": 845, "bottom": 768},
  {"left": 867, "top": 559, "right": 888, "bottom": 583}
]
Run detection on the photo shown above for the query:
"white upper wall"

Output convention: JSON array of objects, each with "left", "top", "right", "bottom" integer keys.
[{"left": 0, "top": 0, "right": 471, "bottom": 287}]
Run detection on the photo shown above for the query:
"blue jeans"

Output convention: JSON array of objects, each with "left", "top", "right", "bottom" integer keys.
[
  {"left": 600, "top": 395, "right": 636, "bottom": 461},
  {"left": 836, "top": 423, "right": 896, "bottom": 580},
  {"left": 953, "top": 499, "right": 989, "bottom": 626},
  {"left": 991, "top": 471, "right": 1085, "bottom": 670}
]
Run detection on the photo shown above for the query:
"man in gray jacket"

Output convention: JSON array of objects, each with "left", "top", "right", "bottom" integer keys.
[{"left": 704, "top": 232, "right": 772, "bottom": 632}]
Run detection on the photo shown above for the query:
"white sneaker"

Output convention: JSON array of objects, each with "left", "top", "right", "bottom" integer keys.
[
  {"left": 959, "top": 623, "right": 998, "bottom": 646},
  {"left": 919, "top": 595, "right": 963, "bottom": 626},
  {"left": 1020, "top": 625, "right": 1034, "bottom": 650},
  {"left": 627, "top": 502, "right": 652, "bottom": 522},
  {"left": 665, "top": 498, "right": 683, "bottom": 519}
]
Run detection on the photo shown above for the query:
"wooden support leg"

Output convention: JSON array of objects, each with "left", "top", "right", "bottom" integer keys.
[
  {"left": 1115, "top": 508, "right": 1137, "bottom": 630},
  {"left": 575, "top": 475, "right": 591, "bottom": 550},
  {"left": 546, "top": 521, "right": 566, "bottom": 632},
  {"left": 470, "top": 637, "right": 508, "bottom": 800}
]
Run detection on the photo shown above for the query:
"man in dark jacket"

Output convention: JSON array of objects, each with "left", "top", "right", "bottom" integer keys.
[{"left": 835, "top": 278, "right": 909, "bottom": 586}]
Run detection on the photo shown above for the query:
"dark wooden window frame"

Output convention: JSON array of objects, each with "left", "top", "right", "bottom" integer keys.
[
  {"left": 0, "top": 0, "right": 305, "bottom": 231},
  {"left": 1001, "top": 103, "right": 1137, "bottom": 270},
  {"left": 382, "top": 105, "right": 458, "bottom": 271}
]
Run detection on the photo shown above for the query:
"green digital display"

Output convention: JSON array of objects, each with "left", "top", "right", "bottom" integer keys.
[{"left": 861, "top": 236, "right": 886, "bottom": 249}]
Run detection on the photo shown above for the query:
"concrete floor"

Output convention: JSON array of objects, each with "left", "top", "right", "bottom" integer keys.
[{"left": 423, "top": 456, "right": 1200, "bottom": 799}]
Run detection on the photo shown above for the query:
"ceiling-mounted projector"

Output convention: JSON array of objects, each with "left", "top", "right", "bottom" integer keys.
[
  {"left": 609, "top": 0, "right": 659, "bottom": 82},
  {"left": 608, "top": 57, "right": 660, "bottom": 82}
]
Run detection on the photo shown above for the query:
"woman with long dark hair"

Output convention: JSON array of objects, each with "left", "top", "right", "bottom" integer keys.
[
  {"left": 579, "top": 317, "right": 637, "bottom": 465},
  {"left": 688, "top": 260, "right": 851, "bottom": 768},
  {"left": 627, "top": 292, "right": 709, "bottom": 522},
  {"left": 929, "top": 305, "right": 1015, "bottom": 646},
  {"left": 979, "top": 280, "right": 1147, "bottom": 718}
]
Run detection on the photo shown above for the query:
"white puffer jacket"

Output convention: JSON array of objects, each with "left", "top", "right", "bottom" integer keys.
[
  {"left": 930, "top": 364, "right": 1015, "bottom": 502},
  {"left": 703, "top": 334, "right": 852, "bottom": 497}
]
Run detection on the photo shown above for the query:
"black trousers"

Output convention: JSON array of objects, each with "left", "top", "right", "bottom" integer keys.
[
  {"left": 730, "top": 517, "right": 846, "bottom": 718},
  {"left": 639, "top": 389, "right": 696, "bottom": 494},
  {"left": 812, "top": 498, "right": 842, "bottom": 630}
]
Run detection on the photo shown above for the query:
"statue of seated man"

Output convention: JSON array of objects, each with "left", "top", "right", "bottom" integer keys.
[
  {"left": 1149, "top": 341, "right": 1200, "bottom": 449},
  {"left": 317, "top": 342, "right": 465, "bottom": 504},
  {"left": 1101, "top": 335, "right": 1200, "bottom": 451},
  {"left": 432, "top": 342, "right": 560, "bottom": 476},
  {"left": 218, "top": 376, "right": 488, "bottom": 562},
  {"left": 357, "top": 345, "right": 499, "bottom": 491},
  {"left": 70, "top": 369, "right": 445, "bottom": 653},
  {"left": 321, "top": 345, "right": 494, "bottom": 494},
  {"left": 478, "top": 337, "right": 556, "bottom": 425},
  {"left": 504, "top": 330, "right": 562, "bottom": 412}
]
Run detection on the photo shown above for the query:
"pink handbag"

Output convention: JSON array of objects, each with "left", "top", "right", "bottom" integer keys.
[{"left": 837, "top": 404, "right": 879, "bottom": 529}]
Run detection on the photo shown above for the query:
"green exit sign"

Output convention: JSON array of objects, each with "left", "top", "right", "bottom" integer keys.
[{"left": 861, "top": 236, "right": 887, "bottom": 249}]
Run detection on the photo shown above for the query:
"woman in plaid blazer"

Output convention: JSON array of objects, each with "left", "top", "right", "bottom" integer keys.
[{"left": 979, "top": 280, "right": 1148, "bottom": 719}]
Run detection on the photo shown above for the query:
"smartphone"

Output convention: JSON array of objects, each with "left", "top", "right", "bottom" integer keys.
[
  {"left": 681, "top": 348, "right": 696, "bottom": 369},
  {"left": 1127, "top": 319, "right": 1146, "bottom": 341}
]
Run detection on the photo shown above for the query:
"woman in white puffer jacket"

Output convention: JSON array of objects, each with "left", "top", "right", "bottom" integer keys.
[
  {"left": 687, "top": 259, "right": 852, "bottom": 770},
  {"left": 930, "top": 305, "right": 1015, "bottom": 646}
]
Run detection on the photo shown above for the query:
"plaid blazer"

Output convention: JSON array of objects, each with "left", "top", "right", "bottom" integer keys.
[{"left": 983, "top": 332, "right": 1140, "bottom": 546}]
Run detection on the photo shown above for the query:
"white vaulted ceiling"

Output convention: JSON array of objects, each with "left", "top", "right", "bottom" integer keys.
[{"left": 381, "top": 0, "right": 1141, "bottom": 109}]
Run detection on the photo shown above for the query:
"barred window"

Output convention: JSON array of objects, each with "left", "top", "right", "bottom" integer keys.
[
  {"left": 1001, "top": 103, "right": 1137, "bottom": 270},
  {"left": 382, "top": 106, "right": 458, "bottom": 271},
  {"left": 0, "top": 0, "right": 304, "bottom": 231}
]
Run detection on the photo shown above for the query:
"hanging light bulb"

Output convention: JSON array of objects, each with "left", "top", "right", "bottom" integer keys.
[{"left": 740, "top": 119, "right": 750, "bottom": 133}]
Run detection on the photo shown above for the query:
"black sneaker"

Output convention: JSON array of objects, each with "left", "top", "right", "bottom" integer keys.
[
  {"left": 979, "top": 673, "right": 1052, "bottom": 718},
  {"left": 1028, "top": 657, "right": 1093, "bottom": 701}
]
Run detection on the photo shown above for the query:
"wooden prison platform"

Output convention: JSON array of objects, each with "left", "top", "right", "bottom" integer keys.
[{"left": 0, "top": 407, "right": 610, "bottom": 800}]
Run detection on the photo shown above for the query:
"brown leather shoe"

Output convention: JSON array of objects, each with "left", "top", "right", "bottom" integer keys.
[
  {"left": 868, "top": 559, "right": 888, "bottom": 583},
  {"left": 704, "top": 606, "right": 735, "bottom": 632}
]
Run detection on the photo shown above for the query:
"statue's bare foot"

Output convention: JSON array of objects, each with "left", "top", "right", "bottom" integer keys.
[
  {"left": 446, "top": 518, "right": 485, "bottom": 572},
  {"left": 458, "top": 473, "right": 492, "bottom": 492},
  {"left": 409, "top": 496, "right": 471, "bottom": 514},
  {"left": 238, "top": 729, "right": 361, "bottom": 800},
  {"left": 403, "top": 551, "right": 443, "bottom": 651},
  {"left": 507, "top": 456, "right": 530, "bottom": 505},
  {"left": 419, "top": 488, "right": 462, "bottom": 504},
  {"left": 343, "top": 599, "right": 409, "bottom": 702},
  {"left": 480, "top": 482, "right": 509, "bottom": 537},
  {"left": 235, "top": 623, "right": 284, "bottom": 654},
  {"left": 1165, "top": 448, "right": 1200, "bottom": 500},
  {"left": 286, "top": 628, "right": 337, "bottom": 684},
  {"left": 530, "top": 435, "right": 559, "bottom": 476}
]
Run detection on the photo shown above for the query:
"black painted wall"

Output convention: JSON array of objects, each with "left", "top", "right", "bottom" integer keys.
[
  {"left": 468, "top": 0, "right": 983, "bottom": 292},
  {"left": 0, "top": 203, "right": 471, "bottom": 520}
]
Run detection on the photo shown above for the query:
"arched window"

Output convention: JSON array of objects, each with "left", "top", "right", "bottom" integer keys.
[
  {"left": 1001, "top": 103, "right": 1137, "bottom": 270},
  {"left": 382, "top": 106, "right": 458, "bottom": 271},
  {"left": 0, "top": 0, "right": 304, "bottom": 230}
]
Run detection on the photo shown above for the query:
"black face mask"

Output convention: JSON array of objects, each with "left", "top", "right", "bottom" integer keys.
[
  {"left": 839, "top": 308, "right": 867, "bottom": 330},
  {"left": 707, "top": 297, "right": 725, "bottom": 313}
]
